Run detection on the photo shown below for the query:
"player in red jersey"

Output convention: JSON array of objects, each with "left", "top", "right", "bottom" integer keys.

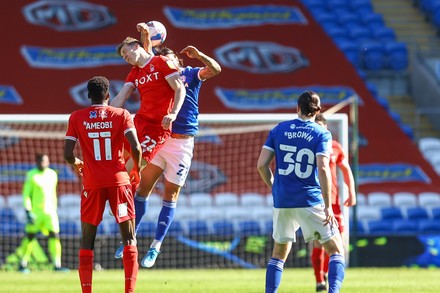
[
  {"left": 64, "top": 76, "right": 142, "bottom": 293},
  {"left": 312, "top": 114, "right": 357, "bottom": 292},
  {"left": 111, "top": 36, "right": 186, "bottom": 247}
]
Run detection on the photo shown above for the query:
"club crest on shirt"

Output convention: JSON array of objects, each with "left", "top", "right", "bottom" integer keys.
[
  {"left": 98, "top": 110, "right": 107, "bottom": 119},
  {"left": 150, "top": 64, "right": 155, "bottom": 72}
]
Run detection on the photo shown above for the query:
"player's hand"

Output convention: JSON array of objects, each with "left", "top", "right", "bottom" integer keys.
[
  {"left": 180, "top": 46, "right": 201, "bottom": 59},
  {"left": 162, "top": 113, "right": 177, "bottom": 130},
  {"left": 344, "top": 195, "right": 356, "bottom": 207},
  {"left": 136, "top": 22, "right": 149, "bottom": 36},
  {"left": 72, "top": 159, "right": 84, "bottom": 177},
  {"left": 26, "top": 210, "right": 36, "bottom": 224},
  {"left": 323, "top": 206, "right": 338, "bottom": 227}
]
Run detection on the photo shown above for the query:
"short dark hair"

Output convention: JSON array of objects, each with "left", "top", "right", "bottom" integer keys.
[
  {"left": 35, "top": 153, "right": 48, "bottom": 161},
  {"left": 87, "top": 76, "right": 109, "bottom": 102},
  {"left": 156, "top": 47, "right": 184, "bottom": 67},
  {"left": 116, "top": 36, "right": 142, "bottom": 56},
  {"left": 315, "top": 113, "right": 327, "bottom": 125},
  {"left": 298, "top": 90, "right": 321, "bottom": 117}
]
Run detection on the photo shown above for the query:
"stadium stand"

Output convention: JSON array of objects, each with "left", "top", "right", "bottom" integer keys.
[
  {"left": 393, "top": 192, "right": 418, "bottom": 207},
  {"left": 367, "top": 192, "right": 393, "bottom": 207}
]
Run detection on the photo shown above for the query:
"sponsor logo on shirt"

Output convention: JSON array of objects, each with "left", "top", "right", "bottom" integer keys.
[
  {"left": 23, "top": 1, "right": 115, "bottom": 31},
  {"left": 135, "top": 73, "right": 160, "bottom": 86}
]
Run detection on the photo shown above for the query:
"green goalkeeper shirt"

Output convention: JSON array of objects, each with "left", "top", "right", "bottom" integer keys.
[{"left": 22, "top": 168, "right": 58, "bottom": 214}]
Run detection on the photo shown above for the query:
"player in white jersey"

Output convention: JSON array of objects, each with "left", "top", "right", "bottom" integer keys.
[{"left": 257, "top": 91, "right": 346, "bottom": 293}]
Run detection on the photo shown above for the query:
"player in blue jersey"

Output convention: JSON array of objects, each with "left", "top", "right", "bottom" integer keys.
[
  {"left": 257, "top": 91, "right": 346, "bottom": 293},
  {"left": 114, "top": 22, "right": 221, "bottom": 268}
]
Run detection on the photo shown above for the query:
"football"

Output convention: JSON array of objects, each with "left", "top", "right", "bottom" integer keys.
[{"left": 147, "top": 20, "right": 167, "bottom": 47}]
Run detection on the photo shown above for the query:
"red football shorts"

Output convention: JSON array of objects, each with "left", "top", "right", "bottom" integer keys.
[
  {"left": 81, "top": 184, "right": 135, "bottom": 225},
  {"left": 134, "top": 117, "right": 170, "bottom": 163},
  {"left": 332, "top": 203, "right": 344, "bottom": 233}
]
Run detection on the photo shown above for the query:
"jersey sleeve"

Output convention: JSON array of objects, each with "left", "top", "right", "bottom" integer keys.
[
  {"left": 316, "top": 130, "right": 332, "bottom": 158},
  {"left": 123, "top": 109, "right": 135, "bottom": 135},
  {"left": 158, "top": 56, "right": 180, "bottom": 80},
  {"left": 334, "top": 141, "right": 345, "bottom": 165},
  {"left": 124, "top": 67, "right": 137, "bottom": 88},
  {"left": 263, "top": 126, "right": 277, "bottom": 152},
  {"left": 65, "top": 113, "right": 78, "bottom": 141}
]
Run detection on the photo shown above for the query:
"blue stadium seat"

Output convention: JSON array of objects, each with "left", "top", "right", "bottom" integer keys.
[
  {"left": 238, "top": 220, "right": 262, "bottom": 236},
  {"left": 400, "top": 124, "right": 415, "bottom": 140},
  {"left": 432, "top": 207, "right": 440, "bottom": 219},
  {"left": 350, "top": 220, "right": 365, "bottom": 235},
  {"left": 335, "top": 39, "right": 361, "bottom": 67},
  {"left": 59, "top": 221, "right": 80, "bottom": 236},
  {"left": 314, "top": 11, "right": 338, "bottom": 27},
  {"left": 381, "top": 207, "right": 403, "bottom": 220},
  {"left": 361, "top": 42, "right": 386, "bottom": 70},
  {"left": 0, "top": 208, "right": 18, "bottom": 222},
  {"left": 188, "top": 220, "right": 210, "bottom": 236},
  {"left": 0, "top": 220, "right": 24, "bottom": 235},
  {"left": 324, "top": 24, "right": 348, "bottom": 41},
  {"left": 265, "top": 220, "right": 273, "bottom": 234},
  {"left": 418, "top": 219, "right": 440, "bottom": 233},
  {"left": 336, "top": 11, "right": 359, "bottom": 27},
  {"left": 406, "top": 207, "right": 429, "bottom": 220},
  {"left": 347, "top": 26, "right": 373, "bottom": 44},
  {"left": 301, "top": 0, "right": 325, "bottom": 11},
  {"left": 212, "top": 220, "right": 235, "bottom": 236},
  {"left": 167, "top": 220, "right": 185, "bottom": 236},
  {"left": 385, "top": 42, "right": 408, "bottom": 71},
  {"left": 392, "top": 219, "right": 418, "bottom": 234},
  {"left": 361, "top": 13, "right": 385, "bottom": 31},
  {"left": 326, "top": 0, "right": 350, "bottom": 12},
  {"left": 349, "top": 0, "right": 374, "bottom": 14},
  {"left": 372, "top": 27, "right": 397, "bottom": 42},
  {"left": 136, "top": 221, "right": 157, "bottom": 237},
  {"left": 367, "top": 220, "right": 393, "bottom": 234}
]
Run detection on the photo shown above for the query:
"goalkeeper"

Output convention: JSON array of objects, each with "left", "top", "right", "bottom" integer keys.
[{"left": 17, "top": 153, "right": 69, "bottom": 273}]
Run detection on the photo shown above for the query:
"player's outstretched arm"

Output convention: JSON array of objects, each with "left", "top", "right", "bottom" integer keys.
[
  {"left": 339, "top": 159, "right": 357, "bottom": 207},
  {"left": 180, "top": 46, "right": 221, "bottom": 80},
  {"left": 137, "top": 22, "right": 153, "bottom": 54},
  {"left": 110, "top": 84, "right": 135, "bottom": 108},
  {"left": 162, "top": 75, "right": 186, "bottom": 130},
  {"left": 64, "top": 140, "right": 84, "bottom": 176}
]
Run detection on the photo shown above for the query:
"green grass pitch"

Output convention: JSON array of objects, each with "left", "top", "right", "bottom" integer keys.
[{"left": 0, "top": 267, "right": 438, "bottom": 292}]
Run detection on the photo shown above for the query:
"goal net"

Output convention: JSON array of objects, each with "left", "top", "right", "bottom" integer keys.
[{"left": 0, "top": 113, "right": 348, "bottom": 270}]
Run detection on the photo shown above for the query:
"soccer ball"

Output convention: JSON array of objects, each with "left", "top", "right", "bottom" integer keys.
[{"left": 147, "top": 20, "right": 167, "bottom": 47}]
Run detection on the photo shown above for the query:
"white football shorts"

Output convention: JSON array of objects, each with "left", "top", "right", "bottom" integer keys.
[
  {"left": 150, "top": 136, "right": 194, "bottom": 186},
  {"left": 272, "top": 204, "right": 339, "bottom": 244}
]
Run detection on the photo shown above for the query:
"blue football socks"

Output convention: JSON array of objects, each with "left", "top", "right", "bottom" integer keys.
[
  {"left": 265, "top": 257, "right": 284, "bottom": 293},
  {"left": 134, "top": 194, "right": 149, "bottom": 235},
  {"left": 328, "top": 253, "right": 345, "bottom": 293},
  {"left": 154, "top": 200, "right": 177, "bottom": 243}
]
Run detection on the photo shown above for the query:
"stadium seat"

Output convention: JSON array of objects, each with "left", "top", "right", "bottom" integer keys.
[
  {"left": 225, "top": 206, "right": 251, "bottom": 220},
  {"left": 418, "top": 192, "right": 440, "bottom": 207},
  {"left": 367, "top": 192, "right": 392, "bottom": 207},
  {"left": 406, "top": 207, "right": 429, "bottom": 220},
  {"left": 400, "top": 124, "right": 415, "bottom": 140},
  {"left": 59, "top": 221, "right": 80, "bottom": 236},
  {"left": 347, "top": 26, "right": 373, "bottom": 44},
  {"left": 167, "top": 220, "right": 186, "bottom": 236},
  {"left": 356, "top": 193, "right": 367, "bottom": 206},
  {"left": 0, "top": 196, "right": 6, "bottom": 209},
  {"left": 360, "top": 13, "right": 385, "bottom": 31},
  {"left": 324, "top": 24, "right": 348, "bottom": 42},
  {"left": 350, "top": 220, "right": 366, "bottom": 235},
  {"left": 0, "top": 220, "right": 24, "bottom": 235},
  {"left": 240, "top": 192, "right": 266, "bottom": 207},
  {"left": 393, "top": 192, "right": 418, "bottom": 207},
  {"left": 251, "top": 206, "right": 273, "bottom": 221},
  {"left": 385, "top": 42, "right": 409, "bottom": 71},
  {"left": 188, "top": 220, "right": 210, "bottom": 236},
  {"left": 0, "top": 207, "right": 18, "bottom": 222},
  {"left": 147, "top": 193, "right": 163, "bottom": 208},
  {"left": 266, "top": 194, "right": 273, "bottom": 207},
  {"left": 361, "top": 42, "right": 386, "bottom": 70},
  {"left": 301, "top": 0, "right": 325, "bottom": 11},
  {"left": 212, "top": 220, "right": 235, "bottom": 236},
  {"left": 372, "top": 27, "right": 396, "bottom": 42},
  {"left": 336, "top": 11, "right": 359, "bottom": 27},
  {"left": 265, "top": 220, "right": 273, "bottom": 234},
  {"left": 57, "top": 205, "right": 80, "bottom": 221},
  {"left": 356, "top": 206, "right": 381, "bottom": 221},
  {"left": 418, "top": 137, "right": 440, "bottom": 158},
  {"left": 136, "top": 221, "right": 158, "bottom": 237},
  {"left": 367, "top": 220, "right": 393, "bottom": 234},
  {"left": 326, "top": 0, "right": 350, "bottom": 12},
  {"left": 380, "top": 207, "right": 403, "bottom": 220},
  {"left": 418, "top": 219, "right": 440, "bottom": 233},
  {"left": 336, "top": 39, "right": 361, "bottom": 67},
  {"left": 238, "top": 220, "right": 262, "bottom": 236},
  {"left": 6, "top": 194, "right": 23, "bottom": 209},
  {"left": 392, "top": 219, "right": 419, "bottom": 234},
  {"left": 432, "top": 207, "right": 440, "bottom": 219},
  {"left": 313, "top": 11, "right": 337, "bottom": 27},
  {"left": 214, "top": 192, "right": 239, "bottom": 207},
  {"left": 187, "top": 192, "right": 213, "bottom": 207},
  {"left": 59, "top": 193, "right": 81, "bottom": 207},
  {"left": 349, "top": 0, "right": 373, "bottom": 14},
  {"left": 174, "top": 206, "right": 197, "bottom": 222}
]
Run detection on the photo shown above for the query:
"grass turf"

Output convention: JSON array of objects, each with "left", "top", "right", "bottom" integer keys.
[{"left": 0, "top": 267, "right": 438, "bottom": 292}]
